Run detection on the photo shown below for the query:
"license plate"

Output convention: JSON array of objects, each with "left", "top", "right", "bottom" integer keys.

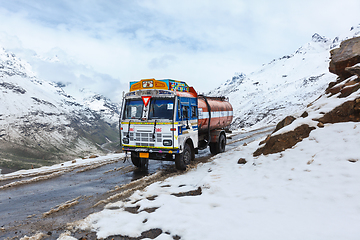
[{"left": 139, "top": 152, "right": 149, "bottom": 158}]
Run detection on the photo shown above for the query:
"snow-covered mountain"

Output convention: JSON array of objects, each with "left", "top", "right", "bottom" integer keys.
[
  {"left": 71, "top": 88, "right": 120, "bottom": 124},
  {"left": 0, "top": 47, "right": 120, "bottom": 171},
  {"left": 210, "top": 25, "right": 360, "bottom": 128}
]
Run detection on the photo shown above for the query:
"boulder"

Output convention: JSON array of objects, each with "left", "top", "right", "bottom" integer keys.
[
  {"left": 316, "top": 97, "right": 360, "bottom": 123},
  {"left": 237, "top": 158, "right": 247, "bottom": 164},
  {"left": 326, "top": 85, "right": 342, "bottom": 95},
  {"left": 300, "top": 111, "right": 308, "bottom": 118},
  {"left": 329, "top": 36, "right": 360, "bottom": 80},
  {"left": 253, "top": 124, "right": 315, "bottom": 157},
  {"left": 272, "top": 116, "right": 296, "bottom": 133},
  {"left": 339, "top": 82, "right": 360, "bottom": 98},
  {"left": 345, "top": 64, "right": 360, "bottom": 78},
  {"left": 325, "top": 76, "right": 360, "bottom": 97}
]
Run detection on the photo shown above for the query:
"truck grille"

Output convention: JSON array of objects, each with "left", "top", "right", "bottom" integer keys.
[
  {"left": 142, "top": 134, "right": 173, "bottom": 143},
  {"left": 136, "top": 142, "right": 155, "bottom": 147},
  {"left": 126, "top": 132, "right": 155, "bottom": 142}
]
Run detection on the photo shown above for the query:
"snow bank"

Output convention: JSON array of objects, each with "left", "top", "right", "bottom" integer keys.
[
  {"left": 0, "top": 153, "right": 125, "bottom": 181},
  {"left": 73, "top": 122, "right": 360, "bottom": 240}
]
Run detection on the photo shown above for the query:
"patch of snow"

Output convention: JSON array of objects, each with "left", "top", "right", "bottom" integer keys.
[
  {"left": 57, "top": 231, "right": 77, "bottom": 240},
  {"left": 19, "top": 232, "right": 48, "bottom": 240},
  {"left": 0, "top": 153, "right": 125, "bottom": 180}
]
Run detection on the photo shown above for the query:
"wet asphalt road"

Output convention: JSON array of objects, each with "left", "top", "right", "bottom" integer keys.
[
  {"left": 0, "top": 159, "right": 174, "bottom": 238},
  {"left": 0, "top": 126, "right": 274, "bottom": 239}
]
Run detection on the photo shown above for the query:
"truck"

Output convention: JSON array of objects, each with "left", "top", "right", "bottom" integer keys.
[{"left": 120, "top": 78, "right": 233, "bottom": 170}]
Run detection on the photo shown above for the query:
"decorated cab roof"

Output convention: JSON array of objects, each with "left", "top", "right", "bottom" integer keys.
[{"left": 129, "top": 78, "right": 197, "bottom": 97}]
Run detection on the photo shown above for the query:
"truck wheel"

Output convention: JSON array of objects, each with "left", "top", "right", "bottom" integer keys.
[
  {"left": 209, "top": 133, "right": 226, "bottom": 155},
  {"left": 131, "top": 153, "right": 148, "bottom": 170},
  {"left": 139, "top": 158, "right": 149, "bottom": 170},
  {"left": 175, "top": 143, "right": 192, "bottom": 170},
  {"left": 209, "top": 142, "right": 217, "bottom": 154},
  {"left": 218, "top": 133, "right": 226, "bottom": 153},
  {"left": 131, "top": 152, "right": 141, "bottom": 168}
]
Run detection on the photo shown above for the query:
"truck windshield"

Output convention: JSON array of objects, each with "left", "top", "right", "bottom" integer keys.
[
  {"left": 149, "top": 98, "right": 174, "bottom": 120},
  {"left": 123, "top": 99, "right": 143, "bottom": 119}
]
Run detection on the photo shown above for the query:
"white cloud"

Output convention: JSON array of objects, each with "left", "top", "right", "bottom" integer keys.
[{"left": 148, "top": 55, "right": 177, "bottom": 69}]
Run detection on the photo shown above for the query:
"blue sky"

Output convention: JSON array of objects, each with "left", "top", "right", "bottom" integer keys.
[{"left": 0, "top": 0, "right": 359, "bottom": 102}]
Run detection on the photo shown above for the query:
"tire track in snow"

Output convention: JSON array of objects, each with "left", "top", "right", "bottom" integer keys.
[
  {"left": 42, "top": 197, "right": 81, "bottom": 218},
  {"left": 94, "top": 169, "right": 179, "bottom": 207}
]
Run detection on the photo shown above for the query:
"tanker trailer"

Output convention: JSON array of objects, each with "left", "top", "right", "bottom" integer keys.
[
  {"left": 120, "top": 78, "right": 233, "bottom": 170},
  {"left": 197, "top": 96, "right": 233, "bottom": 154}
]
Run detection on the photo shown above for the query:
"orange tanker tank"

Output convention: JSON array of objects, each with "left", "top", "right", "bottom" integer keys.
[{"left": 197, "top": 96, "right": 233, "bottom": 132}]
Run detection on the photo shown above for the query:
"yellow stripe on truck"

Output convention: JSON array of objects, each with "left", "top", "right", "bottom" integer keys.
[{"left": 122, "top": 144, "right": 179, "bottom": 149}]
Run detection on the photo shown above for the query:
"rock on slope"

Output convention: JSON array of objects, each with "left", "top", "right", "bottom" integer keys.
[
  {"left": 253, "top": 33, "right": 360, "bottom": 156},
  {"left": 0, "top": 47, "right": 120, "bottom": 171},
  {"left": 210, "top": 25, "right": 360, "bottom": 129}
]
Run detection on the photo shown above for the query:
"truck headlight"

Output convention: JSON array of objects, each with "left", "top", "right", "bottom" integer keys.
[
  {"left": 123, "top": 138, "right": 129, "bottom": 144},
  {"left": 163, "top": 139, "right": 172, "bottom": 146}
]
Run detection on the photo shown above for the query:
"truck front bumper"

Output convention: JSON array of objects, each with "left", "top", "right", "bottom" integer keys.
[{"left": 122, "top": 145, "right": 180, "bottom": 155}]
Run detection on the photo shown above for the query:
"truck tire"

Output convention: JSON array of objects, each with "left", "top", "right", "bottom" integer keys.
[
  {"left": 140, "top": 158, "right": 149, "bottom": 170},
  {"left": 218, "top": 133, "right": 226, "bottom": 153},
  {"left": 209, "top": 142, "right": 217, "bottom": 154},
  {"left": 131, "top": 153, "right": 149, "bottom": 170},
  {"left": 209, "top": 133, "right": 226, "bottom": 155},
  {"left": 131, "top": 152, "right": 141, "bottom": 168},
  {"left": 175, "top": 143, "right": 192, "bottom": 170}
]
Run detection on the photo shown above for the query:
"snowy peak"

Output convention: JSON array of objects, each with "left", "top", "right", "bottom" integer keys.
[
  {"left": 0, "top": 47, "right": 35, "bottom": 78},
  {"left": 347, "top": 24, "right": 360, "bottom": 38},
  {"left": 209, "top": 72, "right": 247, "bottom": 96},
  {"left": 83, "top": 92, "right": 120, "bottom": 124},
  {"left": 330, "top": 24, "right": 360, "bottom": 49},
  {"left": 311, "top": 33, "right": 330, "bottom": 43},
  {"left": 227, "top": 72, "right": 246, "bottom": 85},
  {"left": 85, "top": 94, "right": 119, "bottom": 113}
]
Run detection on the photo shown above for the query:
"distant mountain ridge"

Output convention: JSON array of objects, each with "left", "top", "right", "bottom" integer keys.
[
  {"left": 0, "top": 46, "right": 120, "bottom": 171},
  {"left": 210, "top": 25, "right": 360, "bottom": 128}
]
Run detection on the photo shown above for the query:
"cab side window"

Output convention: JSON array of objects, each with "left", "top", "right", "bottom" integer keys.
[
  {"left": 191, "top": 106, "right": 197, "bottom": 119},
  {"left": 182, "top": 105, "right": 189, "bottom": 119}
]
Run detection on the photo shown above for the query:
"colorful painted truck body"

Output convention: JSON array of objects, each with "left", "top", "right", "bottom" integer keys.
[{"left": 120, "top": 78, "right": 233, "bottom": 170}]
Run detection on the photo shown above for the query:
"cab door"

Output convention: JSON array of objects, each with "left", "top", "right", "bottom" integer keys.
[{"left": 177, "top": 96, "right": 198, "bottom": 149}]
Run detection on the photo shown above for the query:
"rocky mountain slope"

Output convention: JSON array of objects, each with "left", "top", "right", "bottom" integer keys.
[
  {"left": 253, "top": 31, "right": 360, "bottom": 157},
  {"left": 0, "top": 47, "right": 120, "bottom": 171},
  {"left": 210, "top": 25, "right": 360, "bottom": 129}
]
